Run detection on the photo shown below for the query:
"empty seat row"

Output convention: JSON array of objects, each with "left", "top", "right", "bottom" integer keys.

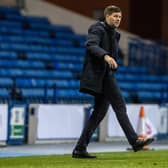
[
  {"left": 0, "top": 59, "right": 45, "bottom": 69},
  {"left": 54, "top": 62, "right": 82, "bottom": 71},
  {"left": 0, "top": 87, "right": 165, "bottom": 103},
  {"left": 0, "top": 88, "right": 9, "bottom": 99},
  {"left": 0, "top": 77, "right": 13, "bottom": 87},
  {"left": 116, "top": 73, "right": 168, "bottom": 83},
  {"left": 15, "top": 79, "right": 79, "bottom": 88},
  {"left": 1, "top": 77, "right": 167, "bottom": 93},
  {"left": 4, "top": 14, "right": 50, "bottom": 24},
  {"left": 0, "top": 87, "right": 132, "bottom": 103},
  {"left": 0, "top": 25, "right": 77, "bottom": 38},
  {"left": 28, "top": 23, "right": 74, "bottom": 33},
  {"left": 119, "top": 82, "right": 167, "bottom": 91},
  {"left": 137, "top": 91, "right": 165, "bottom": 102},
  {"left": 0, "top": 35, "right": 74, "bottom": 47},
  {"left": 55, "top": 32, "right": 86, "bottom": 42},
  {"left": 0, "top": 43, "right": 84, "bottom": 54},
  {"left": 0, "top": 27, "right": 50, "bottom": 37},
  {"left": 22, "top": 88, "right": 93, "bottom": 103},
  {"left": 0, "top": 88, "right": 93, "bottom": 102},
  {"left": 26, "top": 52, "right": 84, "bottom": 62},
  {"left": 0, "top": 6, "right": 20, "bottom": 15},
  {"left": 0, "top": 20, "right": 74, "bottom": 35},
  {"left": 0, "top": 78, "right": 80, "bottom": 89},
  {"left": 0, "top": 51, "right": 84, "bottom": 62},
  {"left": 0, "top": 20, "right": 22, "bottom": 28},
  {"left": 117, "top": 66, "right": 148, "bottom": 74},
  {"left": 0, "top": 51, "right": 17, "bottom": 59},
  {"left": 0, "top": 69, "right": 74, "bottom": 79}
]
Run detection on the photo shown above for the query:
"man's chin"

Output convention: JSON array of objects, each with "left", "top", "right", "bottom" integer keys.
[{"left": 114, "top": 24, "right": 120, "bottom": 28}]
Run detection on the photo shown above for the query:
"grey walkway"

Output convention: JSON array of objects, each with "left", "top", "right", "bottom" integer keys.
[{"left": 0, "top": 140, "right": 168, "bottom": 158}]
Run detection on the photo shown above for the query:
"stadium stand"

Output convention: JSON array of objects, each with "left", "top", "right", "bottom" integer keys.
[{"left": 0, "top": 6, "right": 167, "bottom": 104}]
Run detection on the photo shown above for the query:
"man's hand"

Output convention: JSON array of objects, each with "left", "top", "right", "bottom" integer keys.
[{"left": 104, "top": 55, "right": 118, "bottom": 69}]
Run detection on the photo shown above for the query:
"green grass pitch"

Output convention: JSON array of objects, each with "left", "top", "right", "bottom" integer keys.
[{"left": 0, "top": 150, "right": 168, "bottom": 168}]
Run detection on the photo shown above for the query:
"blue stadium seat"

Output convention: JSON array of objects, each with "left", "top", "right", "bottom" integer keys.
[
  {"left": 0, "top": 6, "right": 20, "bottom": 15},
  {"left": 0, "top": 21, "right": 22, "bottom": 28},
  {"left": 55, "top": 80, "right": 79, "bottom": 88},
  {"left": 137, "top": 91, "right": 162, "bottom": 102},
  {"left": 53, "top": 25, "right": 73, "bottom": 33},
  {"left": 54, "top": 62, "right": 82, "bottom": 71},
  {"left": 0, "top": 27, "right": 21, "bottom": 35},
  {"left": 21, "top": 88, "right": 54, "bottom": 103},
  {"left": 0, "top": 27, "right": 49, "bottom": 37},
  {"left": 0, "top": 68, "right": 23, "bottom": 77},
  {"left": 136, "top": 83, "right": 166, "bottom": 91},
  {"left": 0, "top": 60, "right": 17, "bottom": 68},
  {"left": 16, "top": 60, "right": 45, "bottom": 69},
  {"left": 119, "top": 82, "right": 166, "bottom": 92},
  {"left": 55, "top": 89, "right": 92, "bottom": 100},
  {"left": 49, "top": 39, "right": 73, "bottom": 47},
  {"left": 25, "top": 16, "right": 50, "bottom": 24},
  {"left": 16, "top": 79, "right": 34, "bottom": 88},
  {"left": 3, "top": 14, "right": 25, "bottom": 22},
  {"left": 0, "top": 77, "right": 13, "bottom": 88},
  {"left": 0, "top": 88, "right": 9, "bottom": 99},
  {"left": 0, "top": 69, "right": 73, "bottom": 78},
  {"left": 0, "top": 51, "right": 17, "bottom": 59},
  {"left": 118, "top": 66, "right": 148, "bottom": 74},
  {"left": 15, "top": 78, "right": 79, "bottom": 89},
  {"left": 0, "top": 60, "right": 44, "bottom": 69},
  {"left": 26, "top": 52, "right": 84, "bottom": 63},
  {"left": 53, "top": 54, "right": 84, "bottom": 62},
  {"left": 119, "top": 82, "right": 135, "bottom": 91},
  {"left": 121, "top": 91, "right": 131, "bottom": 102},
  {"left": 54, "top": 47, "right": 84, "bottom": 55},
  {"left": 21, "top": 88, "right": 44, "bottom": 98},
  {"left": 16, "top": 79, "right": 57, "bottom": 88},
  {"left": 160, "top": 75, "right": 168, "bottom": 82},
  {"left": 116, "top": 73, "right": 162, "bottom": 83},
  {"left": 55, "top": 32, "right": 85, "bottom": 41},
  {"left": 5, "top": 14, "right": 49, "bottom": 24},
  {"left": 22, "top": 70, "right": 73, "bottom": 79},
  {"left": 28, "top": 22, "right": 54, "bottom": 31},
  {"left": 26, "top": 52, "right": 52, "bottom": 61}
]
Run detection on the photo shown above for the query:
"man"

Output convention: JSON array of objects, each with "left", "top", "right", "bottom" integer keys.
[{"left": 72, "top": 5, "right": 154, "bottom": 158}]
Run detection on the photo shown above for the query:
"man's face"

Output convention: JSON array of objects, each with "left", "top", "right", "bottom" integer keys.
[{"left": 106, "top": 12, "right": 122, "bottom": 28}]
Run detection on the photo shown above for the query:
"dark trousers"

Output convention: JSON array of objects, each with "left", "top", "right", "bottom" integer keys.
[{"left": 75, "top": 71, "right": 138, "bottom": 150}]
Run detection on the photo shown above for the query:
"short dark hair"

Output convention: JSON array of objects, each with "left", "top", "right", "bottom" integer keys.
[{"left": 104, "top": 5, "right": 121, "bottom": 17}]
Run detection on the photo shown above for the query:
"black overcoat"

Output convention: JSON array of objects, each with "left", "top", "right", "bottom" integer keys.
[{"left": 80, "top": 21, "right": 120, "bottom": 96}]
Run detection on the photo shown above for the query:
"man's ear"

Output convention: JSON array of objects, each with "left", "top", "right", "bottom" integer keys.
[{"left": 105, "top": 14, "right": 109, "bottom": 20}]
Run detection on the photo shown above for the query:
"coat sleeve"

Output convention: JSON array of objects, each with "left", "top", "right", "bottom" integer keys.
[{"left": 85, "top": 25, "right": 109, "bottom": 59}]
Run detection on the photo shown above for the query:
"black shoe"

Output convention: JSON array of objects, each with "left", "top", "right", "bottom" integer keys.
[
  {"left": 72, "top": 149, "right": 96, "bottom": 159},
  {"left": 132, "top": 138, "right": 154, "bottom": 152}
]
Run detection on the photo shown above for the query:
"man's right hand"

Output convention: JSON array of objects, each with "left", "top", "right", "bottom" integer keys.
[{"left": 104, "top": 55, "right": 118, "bottom": 69}]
